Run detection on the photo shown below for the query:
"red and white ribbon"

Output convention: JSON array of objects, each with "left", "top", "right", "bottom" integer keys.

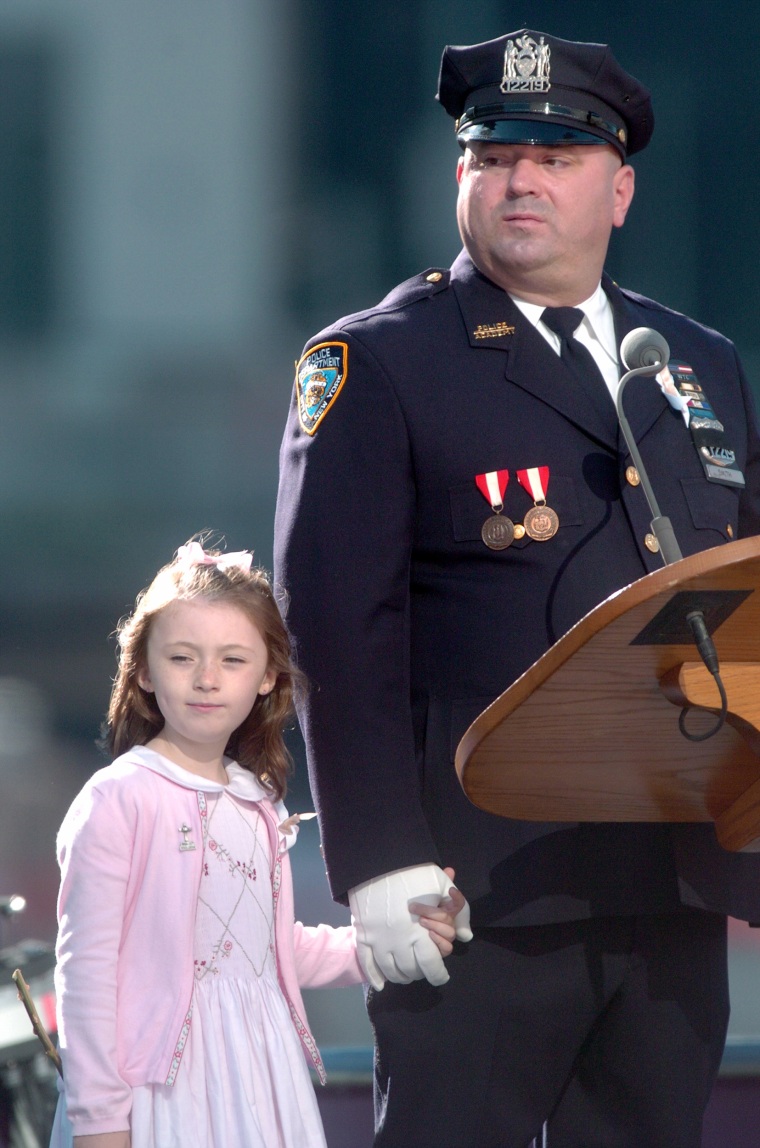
[
  {"left": 475, "top": 469, "right": 509, "bottom": 511},
  {"left": 516, "top": 466, "right": 549, "bottom": 504}
]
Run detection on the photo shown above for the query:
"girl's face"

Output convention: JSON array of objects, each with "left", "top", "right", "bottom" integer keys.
[{"left": 137, "top": 597, "right": 276, "bottom": 768}]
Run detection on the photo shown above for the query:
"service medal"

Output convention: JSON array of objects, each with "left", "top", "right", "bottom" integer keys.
[
  {"left": 523, "top": 504, "right": 559, "bottom": 541},
  {"left": 517, "top": 466, "right": 559, "bottom": 541},
  {"left": 482, "top": 513, "right": 515, "bottom": 550},
  {"left": 475, "top": 468, "right": 514, "bottom": 550}
]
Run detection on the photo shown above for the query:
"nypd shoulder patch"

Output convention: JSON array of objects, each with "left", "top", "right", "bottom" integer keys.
[{"left": 296, "top": 341, "right": 348, "bottom": 435}]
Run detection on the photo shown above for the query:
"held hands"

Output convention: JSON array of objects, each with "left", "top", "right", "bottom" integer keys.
[
  {"left": 349, "top": 863, "right": 472, "bottom": 991},
  {"left": 410, "top": 866, "right": 467, "bottom": 959}
]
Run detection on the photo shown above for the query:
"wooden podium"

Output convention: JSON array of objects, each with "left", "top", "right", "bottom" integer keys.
[{"left": 455, "top": 536, "right": 760, "bottom": 852}]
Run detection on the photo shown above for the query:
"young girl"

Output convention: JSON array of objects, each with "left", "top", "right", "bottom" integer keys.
[{"left": 50, "top": 541, "right": 463, "bottom": 1148}]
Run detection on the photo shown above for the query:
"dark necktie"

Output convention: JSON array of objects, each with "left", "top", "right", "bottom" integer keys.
[
  {"left": 540, "top": 306, "right": 605, "bottom": 383},
  {"left": 541, "top": 305, "right": 612, "bottom": 419}
]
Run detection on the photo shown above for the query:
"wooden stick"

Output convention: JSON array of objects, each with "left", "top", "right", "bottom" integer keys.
[{"left": 11, "top": 968, "right": 63, "bottom": 1077}]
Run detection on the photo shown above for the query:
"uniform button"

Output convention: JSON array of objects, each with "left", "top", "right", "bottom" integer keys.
[
  {"left": 425, "top": 271, "right": 443, "bottom": 283},
  {"left": 644, "top": 533, "right": 660, "bottom": 553},
  {"left": 513, "top": 523, "right": 526, "bottom": 540},
  {"left": 727, "top": 523, "right": 734, "bottom": 538},
  {"left": 625, "top": 466, "right": 640, "bottom": 486}
]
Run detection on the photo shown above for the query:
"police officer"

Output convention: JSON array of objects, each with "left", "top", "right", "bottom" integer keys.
[{"left": 274, "top": 29, "right": 760, "bottom": 1148}]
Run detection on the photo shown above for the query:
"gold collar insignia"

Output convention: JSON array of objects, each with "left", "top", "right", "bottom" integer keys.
[{"left": 473, "top": 322, "right": 516, "bottom": 340}]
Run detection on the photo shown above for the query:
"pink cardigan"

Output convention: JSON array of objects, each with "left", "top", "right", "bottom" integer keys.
[{"left": 54, "top": 747, "right": 364, "bottom": 1137}]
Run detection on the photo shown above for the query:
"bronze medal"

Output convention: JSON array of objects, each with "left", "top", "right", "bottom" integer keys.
[
  {"left": 475, "top": 470, "right": 513, "bottom": 549},
  {"left": 523, "top": 504, "right": 559, "bottom": 541},
  {"left": 482, "top": 513, "right": 515, "bottom": 550}
]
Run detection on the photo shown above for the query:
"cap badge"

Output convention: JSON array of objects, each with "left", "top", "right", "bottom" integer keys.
[{"left": 501, "top": 34, "right": 551, "bottom": 94}]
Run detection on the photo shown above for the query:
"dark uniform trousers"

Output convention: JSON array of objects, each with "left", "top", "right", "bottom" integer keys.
[
  {"left": 274, "top": 250, "right": 760, "bottom": 1148},
  {"left": 369, "top": 910, "right": 728, "bottom": 1148}
]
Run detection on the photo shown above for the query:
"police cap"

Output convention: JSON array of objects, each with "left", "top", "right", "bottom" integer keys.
[{"left": 438, "top": 30, "right": 653, "bottom": 158}]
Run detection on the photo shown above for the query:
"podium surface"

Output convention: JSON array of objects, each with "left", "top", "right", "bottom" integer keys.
[{"left": 455, "top": 537, "right": 760, "bottom": 851}]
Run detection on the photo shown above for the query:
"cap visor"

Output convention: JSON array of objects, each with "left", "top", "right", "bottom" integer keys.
[{"left": 458, "top": 119, "right": 617, "bottom": 149}]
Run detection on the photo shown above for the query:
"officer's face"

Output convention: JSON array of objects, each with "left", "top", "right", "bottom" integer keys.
[{"left": 456, "top": 142, "right": 634, "bottom": 305}]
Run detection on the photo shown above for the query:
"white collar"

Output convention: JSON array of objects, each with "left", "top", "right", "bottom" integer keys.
[{"left": 124, "top": 744, "right": 294, "bottom": 844}]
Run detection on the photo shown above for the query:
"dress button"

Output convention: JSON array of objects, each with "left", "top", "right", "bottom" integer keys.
[
  {"left": 625, "top": 466, "right": 640, "bottom": 487},
  {"left": 644, "top": 533, "right": 660, "bottom": 553},
  {"left": 727, "top": 524, "right": 734, "bottom": 538},
  {"left": 426, "top": 271, "right": 443, "bottom": 283},
  {"left": 513, "top": 523, "right": 526, "bottom": 540}
]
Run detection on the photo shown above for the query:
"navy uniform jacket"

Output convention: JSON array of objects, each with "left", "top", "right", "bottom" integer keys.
[{"left": 274, "top": 250, "right": 760, "bottom": 928}]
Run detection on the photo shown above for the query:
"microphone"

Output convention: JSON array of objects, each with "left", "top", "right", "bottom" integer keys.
[
  {"left": 620, "top": 327, "right": 671, "bottom": 373},
  {"left": 615, "top": 326, "right": 682, "bottom": 564}
]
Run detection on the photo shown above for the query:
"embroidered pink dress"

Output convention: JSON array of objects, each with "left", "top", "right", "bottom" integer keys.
[
  {"left": 128, "top": 782, "right": 328, "bottom": 1148},
  {"left": 50, "top": 766, "right": 328, "bottom": 1148}
]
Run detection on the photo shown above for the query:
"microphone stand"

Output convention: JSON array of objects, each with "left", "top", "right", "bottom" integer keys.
[
  {"left": 616, "top": 360, "right": 726, "bottom": 740},
  {"left": 615, "top": 362, "right": 683, "bottom": 565}
]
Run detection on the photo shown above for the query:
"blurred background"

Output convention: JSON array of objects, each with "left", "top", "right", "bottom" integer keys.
[{"left": 1, "top": 0, "right": 760, "bottom": 1089}]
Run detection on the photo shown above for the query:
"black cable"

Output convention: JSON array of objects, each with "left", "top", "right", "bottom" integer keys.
[
  {"left": 678, "top": 610, "right": 728, "bottom": 742},
  {"left": 678, "top": 671, "right": 728, "bottom": 741}
]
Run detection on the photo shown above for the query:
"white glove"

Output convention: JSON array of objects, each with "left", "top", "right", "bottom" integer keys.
[{"left": 349, "top": 863, "right": 472, "bottom": 991}]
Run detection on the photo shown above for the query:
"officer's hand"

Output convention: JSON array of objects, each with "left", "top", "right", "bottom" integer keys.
[{"left": 348, "top": 864, "right": 471, "bottom": 990}]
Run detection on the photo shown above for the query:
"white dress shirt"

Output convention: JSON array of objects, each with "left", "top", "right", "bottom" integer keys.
[{"left": 510, "top": 283, "right": 621, "bottom": 399}]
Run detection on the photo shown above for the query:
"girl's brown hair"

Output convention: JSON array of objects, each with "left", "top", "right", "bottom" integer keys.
[{"left": 104, "top": 544, "right": 300, "bottom": 799}]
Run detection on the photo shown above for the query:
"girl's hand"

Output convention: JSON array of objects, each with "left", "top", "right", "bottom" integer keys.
[{"left": 409, "top": 867, "right": 468, "bottom": 958}]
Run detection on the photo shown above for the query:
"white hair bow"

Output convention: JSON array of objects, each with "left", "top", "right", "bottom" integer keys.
[{"left": 177, "top": 540, "right": 253, "bottom": 573}]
